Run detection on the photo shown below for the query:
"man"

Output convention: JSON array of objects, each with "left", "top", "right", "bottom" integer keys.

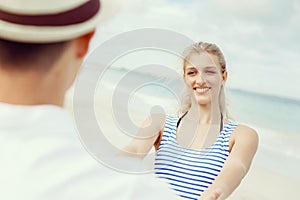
[{"left": 0, "top": 0, "right": 180, "bottom": 199}]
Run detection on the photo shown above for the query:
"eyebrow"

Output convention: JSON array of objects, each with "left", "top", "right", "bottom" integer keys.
[
  {"left": 185, "top": 65, "right": 217, "bottom": 70},
  {"left": 204, "top": 66, "right": 218, "bottom": 70},
  {"left": 185, "top": 66, "right": 197, "bottom": 70}
]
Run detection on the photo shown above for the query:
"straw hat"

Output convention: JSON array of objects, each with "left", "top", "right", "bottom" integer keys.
[{"left": 0, "top": 0, "right": 120, "bottom": 43}]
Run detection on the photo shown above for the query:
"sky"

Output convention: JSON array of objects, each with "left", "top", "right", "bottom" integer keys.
[{"left": 89, "top": 0, "right": 300, "bottom": 100}]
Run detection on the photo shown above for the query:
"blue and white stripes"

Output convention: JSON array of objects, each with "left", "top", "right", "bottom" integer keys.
[{"left": 154, "top": 115, "right": 237, "bottom": 200}]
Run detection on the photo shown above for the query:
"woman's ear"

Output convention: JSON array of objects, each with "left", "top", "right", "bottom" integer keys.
[{"left": 222, "top": 71, "right": 228, "bottom": 84}]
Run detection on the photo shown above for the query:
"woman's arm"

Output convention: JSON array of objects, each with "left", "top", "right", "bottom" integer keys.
[
  {"left": 122, "top": 114, "right": 166, "bottom": 159},
  {"left": 199, "top": 125, "right": 259, "bottom": 200}
]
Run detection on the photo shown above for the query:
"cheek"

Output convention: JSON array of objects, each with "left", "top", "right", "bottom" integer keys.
[
  {"left": 206, "top": 75, "right": 222, "bottom": 86},
  {"left": 184, "top": 76, "right": 194, "bottom": 87}
]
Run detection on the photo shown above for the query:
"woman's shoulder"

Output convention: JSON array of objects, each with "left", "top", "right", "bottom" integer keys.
[
  {"left": 232, "top": 124, "right": 259, "bottom": 145},
  {"left": 235, "top": 124, "right": 257, "bottom": 134},
  {"left": 227, "top": 123, "right": 258, "bottom": 152},
  {"left": 225, "top": 119, "right": 257, "bottom": 135}
]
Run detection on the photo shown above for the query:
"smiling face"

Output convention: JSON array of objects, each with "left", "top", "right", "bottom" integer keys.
[{"left": 184, "top": 52, "right": 227, "bottom": 106}]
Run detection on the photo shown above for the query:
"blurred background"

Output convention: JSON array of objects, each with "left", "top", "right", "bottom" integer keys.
[{"left": 67, "top": 0, "right": 300, "bottom": 199}]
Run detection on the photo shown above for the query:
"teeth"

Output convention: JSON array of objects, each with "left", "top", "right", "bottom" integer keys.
[{"left": 195, "top": 87, "right": 209, "bottom": 94}]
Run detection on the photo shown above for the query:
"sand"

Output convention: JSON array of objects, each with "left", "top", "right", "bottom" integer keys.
[{"left": 229, "top": 164, "right": 299, "bottom": 199}]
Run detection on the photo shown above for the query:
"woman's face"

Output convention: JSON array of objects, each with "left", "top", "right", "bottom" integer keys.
[{"left": 184, "top": 52, "right": 227, "bottom": 106}]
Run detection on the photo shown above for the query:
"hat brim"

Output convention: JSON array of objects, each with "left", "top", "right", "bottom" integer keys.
[
  {"left": 0, "top": 12, "right": 100, "bottom": 43},
  {"left": 0, "top": 0, "right": 122, "bottom": 43}
]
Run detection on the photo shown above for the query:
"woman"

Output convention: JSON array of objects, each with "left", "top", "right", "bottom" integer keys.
[{"left": 124, "top": 42, "right": 258, "bottom": 200}]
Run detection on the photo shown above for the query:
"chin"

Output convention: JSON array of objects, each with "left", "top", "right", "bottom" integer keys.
[{"left": 193, "top": 95, "right": 211, "bottom": 105}]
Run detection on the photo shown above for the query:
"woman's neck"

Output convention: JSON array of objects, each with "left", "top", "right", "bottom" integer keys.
[{"left": 186, "top": 99, "right": 221, "bottom": 125}]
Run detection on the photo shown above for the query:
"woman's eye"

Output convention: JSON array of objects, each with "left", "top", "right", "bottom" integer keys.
[
  {"left": 187, "top": 71, "right": 196, "bottom": 76},
  {"left": 205, "top": 70, "right": 216, "bottom": 74}
]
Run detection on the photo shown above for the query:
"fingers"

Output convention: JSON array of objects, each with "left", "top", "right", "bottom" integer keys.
[
  {"left": 198, "top": 188, "right": 222, "bottom": 200},
  {"left": 214, "top": 188, "right": 222, "bottom": 198},
  {"left": 208, "top": 188, "right": 222, "bottom": 200}
]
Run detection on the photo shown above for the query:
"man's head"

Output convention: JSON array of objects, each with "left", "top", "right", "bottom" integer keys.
[
  {"left": 0, "top": 0, "right": 104, "bottom": 105},
  {"left": 0, "top": 0, "right": 104, "bottom": 69}
]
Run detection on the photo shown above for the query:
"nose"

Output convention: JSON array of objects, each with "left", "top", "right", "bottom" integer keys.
[{"left": 195, "top": 72, "right": 206, "bottom": 84}]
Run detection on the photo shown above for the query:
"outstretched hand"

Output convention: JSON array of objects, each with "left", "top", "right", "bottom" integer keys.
[{"left": 198, "top": 188, "right": 222, "bottom": 200}]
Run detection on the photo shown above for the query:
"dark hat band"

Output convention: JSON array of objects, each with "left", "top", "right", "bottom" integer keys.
[{"left": 0, "top": 0, "right": 100, "bottom": 26}]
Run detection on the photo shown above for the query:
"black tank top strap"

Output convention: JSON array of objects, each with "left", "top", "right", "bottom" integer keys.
[
  {"left": 220, "top": 113, "right": 223, "bottom": 132},
  {"left": 176, "top": 111, "right": 188, "bottom": 128}
]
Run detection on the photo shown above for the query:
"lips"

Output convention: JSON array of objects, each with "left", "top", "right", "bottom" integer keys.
[{"left": 193, "top": 86, "right": 211, "bottom": 94}]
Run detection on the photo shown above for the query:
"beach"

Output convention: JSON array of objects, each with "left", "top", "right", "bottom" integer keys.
[
  {"left": 229, "top": 164, "right": 300, "bottom": 199},
  {"left": 64, "top": 66, "right": 300, "bottom": 199}
]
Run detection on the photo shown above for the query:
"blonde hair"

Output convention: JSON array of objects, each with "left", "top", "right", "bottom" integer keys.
[{"left": 179, "top": 42, "right": 230, "bottom": 120}]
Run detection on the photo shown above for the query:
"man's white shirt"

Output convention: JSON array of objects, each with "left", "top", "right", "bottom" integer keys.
[{"left": 0, "top": 103, "right": 178, "bottom": 200}]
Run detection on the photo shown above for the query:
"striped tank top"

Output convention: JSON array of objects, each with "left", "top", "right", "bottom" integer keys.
[{"left": 154, "top": 114, "right": 238, "bottom": 200}]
